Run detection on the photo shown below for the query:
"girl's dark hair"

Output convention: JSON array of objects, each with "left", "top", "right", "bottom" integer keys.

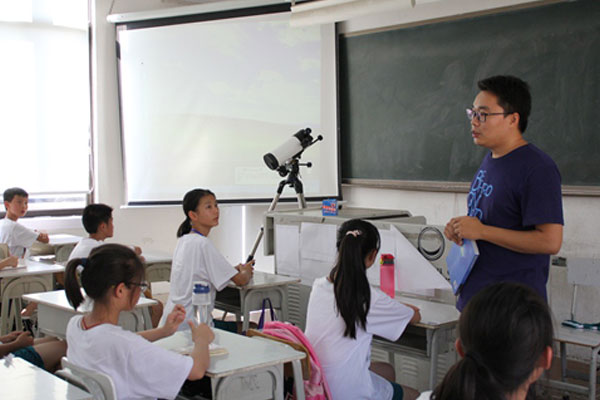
[
  {"left": 329, "top": 219, "right": 380, "bottom": 339},
  {"left": 177, "top": 188, "right": 215, "bottom": 238},
  {"left": 432, "top": 282, "right": 554, "bottom": 400},
  {"left": 64, "top": 244, "right": 145, "bottom": 310}
]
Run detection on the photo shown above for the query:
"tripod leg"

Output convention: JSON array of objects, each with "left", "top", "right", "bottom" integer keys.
[{"left": 246, "top": 182, "right": 286, "bottom": 262}]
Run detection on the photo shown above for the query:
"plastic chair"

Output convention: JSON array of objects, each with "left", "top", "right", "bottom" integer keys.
[
  {"left": 0, "top": 243, "right": 9, "bottom": 259},
  {"left": 61, "top": 357, "right": 117, "bottom": 400},
  {"left": 0, "top": 276, "right": 48, "bottom": 335}
]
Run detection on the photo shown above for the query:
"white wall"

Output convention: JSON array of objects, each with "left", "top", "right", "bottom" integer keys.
[{"left": 91, "top": 0, "right": 600, "bottom": 359}]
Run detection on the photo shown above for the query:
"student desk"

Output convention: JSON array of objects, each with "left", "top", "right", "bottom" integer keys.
[
  {"left": 155, "top": 328, "right": 306, "bottom": 400},
  {"left": 1, "top": 356, "right": 92, "bottom": 400},
  {"left": 371, "top": 294, "right": 460, "bottom": 390},
  {"left": 548, "top": 325, "right": 600, "bottom": 400},
  {"left": 215, "top": 271, "right": 301, "bottom": 332},
  {"left": 48, "top": 234, "right": 83, "bottom": 262},
  {"left": 0, "top": 259, "right": 64, "bottom": 335},
  {"left": 22, "top": 289, "right": 157, "bottom": 339},
  {"left": 142, "top": 250, "right": 172, "bottom": 283}
]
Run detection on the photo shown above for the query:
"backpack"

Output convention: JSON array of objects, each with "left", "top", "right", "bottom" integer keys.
[{"left": 261, "top": 321, "right": 332, "bottom": 400}]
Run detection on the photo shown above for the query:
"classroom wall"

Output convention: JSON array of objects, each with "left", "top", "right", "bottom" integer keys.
[{"left": 92, "top": 0, "right": 600, "bottom": 359}]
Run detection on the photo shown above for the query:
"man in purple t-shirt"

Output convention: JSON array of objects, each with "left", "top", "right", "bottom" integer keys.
[{"left": 444, "top": 75, "right": 564, "bottom": 311}]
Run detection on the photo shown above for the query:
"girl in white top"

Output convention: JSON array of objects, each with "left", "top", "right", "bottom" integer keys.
[
  {"left": 305, "top": 219, "right": 422, "bottom": 400},
  {"left": 65, "top": 244, "right": 214, "bottom": 400},
  {"left": 161, "top": 188, "right": 254, "bottom": 330},
  {"left": 416, "top": 282, "right": 553, "bottom": 400}
]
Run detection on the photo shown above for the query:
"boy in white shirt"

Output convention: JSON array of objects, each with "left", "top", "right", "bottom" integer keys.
[
  {"left": 70, "top": 203, "right": 162, "bottom": 326},
  {"left": 0, "top": 187, "right": 49, "bottom": 258},
  {"left": 69, "top": 203, "right": 142, "bottom": 260}
]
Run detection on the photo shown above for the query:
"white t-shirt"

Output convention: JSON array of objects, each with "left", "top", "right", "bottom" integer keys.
[
  {"left": 66, "top": 315, "right": 192, "bottom": 400},
  {"left": 0, "top": 218, "right": 38, "bottom": 257},
  {"left": 305, "top": 277, "right": 414, "bottom": 400},
  {"left": 68, "top": 237, "right": 103, "bottom": 260},
  {"left": 416, "top": 391, "right": 432, "bottom": 399},
  {"left": 160, "top": 233, "right": 237, "bottom": 329}
]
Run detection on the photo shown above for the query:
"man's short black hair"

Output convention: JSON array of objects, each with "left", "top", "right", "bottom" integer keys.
[
  {"left": 478, "top": 75, "right": 532, "bottom": 133},
  {"left": 3, "top": 187, "right": 28, "bottom": 203},
  {"left": 82, "top": 203, "right": 113, "bottom": 234}
]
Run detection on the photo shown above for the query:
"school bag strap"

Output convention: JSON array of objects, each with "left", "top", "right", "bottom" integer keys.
[{"left": 257, "top": 297, "right": 276, "bottom": 330}]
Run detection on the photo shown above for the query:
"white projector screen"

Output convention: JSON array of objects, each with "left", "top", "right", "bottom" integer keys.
[{"left": 116, "top": 8, "right": 339, "bottom": 204}]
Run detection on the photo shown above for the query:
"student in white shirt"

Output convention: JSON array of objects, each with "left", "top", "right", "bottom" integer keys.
[
  {"left": 65, "top": 244, "right": 214, "bottom": 400},
  {"left": 68, "top": 203, "right": 163, "bottom": 326},
  {"left": 416, "top": 282, "right": 553, "bottom": 400},
  {"left": 69, "top": 203, "right": 142, "bottom": 260},
  {"left": 0, "top": 187, "right": 49, "bottom": 257},
  {"left": 305, "top": 219, "right": 422, "bottom": 400},
  {"left": 160, "top": 188, "right": 254, "bottom": 332}
]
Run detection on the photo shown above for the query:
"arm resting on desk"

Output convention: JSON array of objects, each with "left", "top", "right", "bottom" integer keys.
[{"left": 403, "top": 303, "right": 422, "bottom": 324}]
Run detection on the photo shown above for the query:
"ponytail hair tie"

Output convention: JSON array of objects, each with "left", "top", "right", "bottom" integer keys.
[
  {"left": 465, "top": 351, "right": 486, "bottom": 367},
  {"left": 345, "top": 230, "right": 362, "bottom": 237},
  {"left": 80, "top": 258, "right": 88, "bottom": 268}
]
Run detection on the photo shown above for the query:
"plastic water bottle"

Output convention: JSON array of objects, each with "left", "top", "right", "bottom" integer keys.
[
  {"left": 380, "top": 254, "right": 395, "bottom": 298},
  {"left": 192, "top": 281, "right": 211, "bottom": 326}
]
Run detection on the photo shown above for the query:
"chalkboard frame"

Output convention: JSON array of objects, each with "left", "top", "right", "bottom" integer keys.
[{"left": 339, "top": 0, "right": 600, "bottom": 196}]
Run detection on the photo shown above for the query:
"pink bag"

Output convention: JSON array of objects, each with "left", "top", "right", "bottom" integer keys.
[{"left": 262, "top": 321, "right": 332, "bottom": 400}]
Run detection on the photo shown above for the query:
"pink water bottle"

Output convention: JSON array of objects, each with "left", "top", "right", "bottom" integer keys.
[{"left": 380, "top": 254, "right": 395, "bottom": 298}]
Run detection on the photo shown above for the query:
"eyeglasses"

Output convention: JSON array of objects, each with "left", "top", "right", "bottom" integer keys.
[
  {"left": 127, "top": 281, "right": 149, "bottom": 292},
  {"left": 466, "top": 108, "right": 509, "bottom": 123}
]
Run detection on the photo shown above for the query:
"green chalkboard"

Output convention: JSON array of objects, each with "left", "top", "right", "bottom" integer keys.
[{"left": 340, "top": 0, "right": 600, "bottom": 188}]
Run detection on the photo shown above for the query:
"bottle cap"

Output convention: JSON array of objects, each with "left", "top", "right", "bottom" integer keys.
[
  {"left": 193, "top": 281, "right": 210, "bottom": 294},
  {"left": 380, "top": 254, "right": 395, "bottom": 264}
]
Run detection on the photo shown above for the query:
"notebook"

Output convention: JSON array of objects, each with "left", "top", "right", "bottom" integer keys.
[{"left": 446, "top": 239, "right": 479, "bottom": 295}]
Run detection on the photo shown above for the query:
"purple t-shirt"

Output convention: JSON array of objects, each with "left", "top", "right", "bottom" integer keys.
[{"left": 456, "top": 144, "right": 564, "bottom": 311}]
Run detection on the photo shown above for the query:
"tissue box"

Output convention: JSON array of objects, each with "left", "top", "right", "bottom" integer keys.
[{"left": 321, "top": 199, "right": 338, "bottom": 216}]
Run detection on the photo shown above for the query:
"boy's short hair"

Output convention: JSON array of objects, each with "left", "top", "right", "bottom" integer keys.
[
  {"left": 82, "top": 203, "right": 113, "bottom": 234},
  {"left": 477, "top": 75, "right": 532, "bottom": 133},
  {"left": 3, "top": 187, "right": 29, "bottom": 203}
]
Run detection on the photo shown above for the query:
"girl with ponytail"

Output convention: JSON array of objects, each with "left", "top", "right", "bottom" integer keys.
[
  {"left": 305, "top": 219, "right": 421, "bottom": 400},
  {"left": 161, "top": 188, "right": 254, "bottom": 331},
  {"left": 417, "top": 282, "right": 553, "bottom": 400},
  {"left": 64, "top": 244, "right": 214, "bottom": 400}
]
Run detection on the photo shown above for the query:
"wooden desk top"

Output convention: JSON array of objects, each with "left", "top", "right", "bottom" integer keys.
[
  {"left": 229, "top": 271, "right": 301, "bottom": 290},
  {"left": 48, "top": 234, "right": 83, "bottom": 246},
  {"left": 155, "top": 328, "right": 304, "bottom": 379},
  {"left": 394, "top": 294, "right": 460, "bottom": 330},
  {"left": 0, "top": 357, "right": 91, "bottom": 400},
  {"left": 555, "top": 325, "right": 600, "bottom": 348},
  {"left": 23, "top": 289, "right": 156, "bottom": 313},
  {"left": 0, "top": 259, "right": 64, "bottom": 279},
  {"left": 142, "top": 250, "right": 172, "bottom": 264}
]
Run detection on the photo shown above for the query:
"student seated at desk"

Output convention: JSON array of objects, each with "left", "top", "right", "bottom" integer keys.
[
  {"left": 160, "top": 188, "right": 254, "bottom": 332},
  {"left": 305, "top": 219, "right": 422, "bottom": 400},
  {"left": 0, "top": 187, "right": 50, "bottom": 318},
  {"left": 69, "top": 203, "right": 163, "bottom": 327},
  {"left": 65, "top": 244, "right": 213, "bottom": 400},
  {"left": 417, "top": 282, "right": 553, "bottom": 400},
  {"left": 0, "top": 187, "right": 49, "bottom": 258},
  {"left": 0, "top": 330, "right": 66, "bottom": 372}
]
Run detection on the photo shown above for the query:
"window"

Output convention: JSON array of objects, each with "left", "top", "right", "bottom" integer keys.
[{"left": 0, "top": 0, "right": 91, "bottom": 215}]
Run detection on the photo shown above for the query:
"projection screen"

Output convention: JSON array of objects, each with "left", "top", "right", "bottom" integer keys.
[{"left": 116, "top": 5, "right": 339, "bottom": 205}]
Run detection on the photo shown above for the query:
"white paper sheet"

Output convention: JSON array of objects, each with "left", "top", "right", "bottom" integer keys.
[
  {"left": 299, "top": 223, "right": 337, "bottom": 262},
  {"left": 274, "top": 224, "right": 300, "bottom": 277},
  {"left": 392, "top": 225, "right": 451, "bottom": 292},
  {"left": 299, "top": 223, "right": 337, "bottom": 284}
]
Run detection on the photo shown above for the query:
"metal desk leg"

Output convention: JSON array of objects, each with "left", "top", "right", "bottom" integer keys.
[
  {"left": 429, "top": 329, "right": 440, "bottom": 389},
  {"left": 590, "top": 345, "right": 600, "bottom": 400},
  {"left": 560, "top": 342, "right": 567, "bottom": 381},
  {"left": 291, "top": 359, "right": 306, "bottom": 400}
]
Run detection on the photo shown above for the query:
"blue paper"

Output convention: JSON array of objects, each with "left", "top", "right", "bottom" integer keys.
[{"left": 446, "top": 239, "right": 479, "bottom": 295}]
